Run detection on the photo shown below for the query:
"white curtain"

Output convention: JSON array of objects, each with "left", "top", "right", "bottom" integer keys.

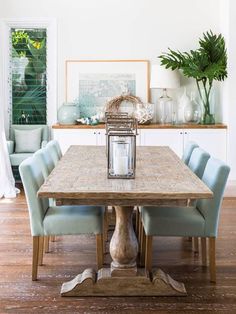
[{"left": 0, "top": 110, "right": 20, "bottom": 198}]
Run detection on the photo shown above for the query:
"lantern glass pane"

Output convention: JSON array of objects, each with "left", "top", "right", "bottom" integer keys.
[{"left": 108, "top": 133, "right": 135, "bottom": 178}]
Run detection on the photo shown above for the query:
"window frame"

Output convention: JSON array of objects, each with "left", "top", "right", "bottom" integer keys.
[{"left": 0, "top": 18, "right": 57, "bottom": 138}]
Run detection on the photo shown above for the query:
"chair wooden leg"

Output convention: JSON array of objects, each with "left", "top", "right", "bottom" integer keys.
[
  {"left": 103, "top": 207, "right": 108, "bottom": 252},
  {"left": 187, "top": 198, "right": 191, "bottom": 206},
  {"left": 105, "top": 207, "right": 109, "bottom": 240},
  {"left": 209, "top": 237, "right": 216, "bottom": 283},
  {"left": 201, "top": 237, "right": 207, "bottom": 266},
  {"left": 38, "top": 236, "right": 44, "bottom": 266},
  {"left": 138, "top": 213, "right": 142, "bottom": 249},
  {"left": 193, "top": 237, "right": 199, "bottom": 254},
  {"left": 32, "top": 236, "right": 39, "bottom": 281},
  {"left": 140, "top": 224, "right": 146, "bottom": 267},
  {"left": 109, "top": 207, "right": 116, "bottom": 229},
  {"left": 44, "top": 236, "right": 50, "bottom": 253},
  {"left": 145, "top": 235, "right": 153, "bottom": 273},
  {"left": 111, "top": 206, "right": 115, "bottom": 220},
  {"left": 50, "top": 235, "right": 56, "bottom": 242},
  {"left": 135, "top": 207, "right": 140, "bottom": 236},
  {"left": 96, "top": 234, "right": 104, "bottom": 270}
]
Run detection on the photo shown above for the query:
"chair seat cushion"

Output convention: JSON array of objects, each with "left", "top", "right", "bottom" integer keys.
[
  {"left": 10, "top": 153, "right": 33, "bottom": 166},
  {"left": 15, "top": 128, "right": 42, "bottom": 153},
  {"left": 141, "top": 206, "right": 205, "bottom": 237},
  {"left": 43, "top": 205, "right": 105, "bottom": 235}
]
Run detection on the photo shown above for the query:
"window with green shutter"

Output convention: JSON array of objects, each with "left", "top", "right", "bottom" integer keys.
[{"left": 10, "top": 28, "right": 47, "bottom": 124}]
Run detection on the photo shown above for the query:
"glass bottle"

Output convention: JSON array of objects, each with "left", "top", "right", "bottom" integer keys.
[
  {"left": 178, "top": 88, "right": 189, "bottom": 124},
  {"left": 158, "top": 89, "right": 173, "bottom": 124},
  {"left": 184, "top": 92, "right": 201, "bottom": 124}
]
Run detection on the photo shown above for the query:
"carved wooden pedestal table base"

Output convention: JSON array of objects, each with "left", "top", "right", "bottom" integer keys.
[
  {"left": 61, "top": 206, "right": 187, "bottom": 297},
  {"left": 61, "top": 268, "right": 186, "bottom": 297}
]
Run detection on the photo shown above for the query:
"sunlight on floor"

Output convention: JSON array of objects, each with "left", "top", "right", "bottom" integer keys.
[{"left": 0, "top": 198, "right": 17, "bottom": 204}]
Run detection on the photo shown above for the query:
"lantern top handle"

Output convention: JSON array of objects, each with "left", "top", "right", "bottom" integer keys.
[{"left": 105, "top": 112, "right": 138, "bottom": 135}]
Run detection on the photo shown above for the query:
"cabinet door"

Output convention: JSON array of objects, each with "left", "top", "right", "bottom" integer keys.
[
  {"left": 96, "top": 129, "right": 106, "bottom": 146},
  {"left": 136, "top": 132, "right": 142, "bottom": 146},
  {"left": 53, "top": 129, "right": 97, "bottom": 154},
  {"left": 140, "top": 129, "right": 183, "bottom": 158},
  {"left": 184, "top": 129, "right": 227, "bottom": 161}
]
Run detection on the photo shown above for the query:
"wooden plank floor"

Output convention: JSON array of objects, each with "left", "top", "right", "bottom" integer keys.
[{"left": 0, "top": 187, "right": 236, "bottom": 313}]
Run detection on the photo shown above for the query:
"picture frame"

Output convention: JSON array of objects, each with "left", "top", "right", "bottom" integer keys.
[{"left": 65, "top": 60, "right": 150, "bottom": 118}]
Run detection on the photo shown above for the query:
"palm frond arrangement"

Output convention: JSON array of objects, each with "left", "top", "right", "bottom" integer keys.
[{"left": 159, "top": 31, "right": 227, "bottom": 124}]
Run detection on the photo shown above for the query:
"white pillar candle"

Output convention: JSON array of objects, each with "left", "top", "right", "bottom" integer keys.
[
  {"left": 114, "top": 155, "right": 129, "bottom": 175},
  {"left": 112, "top": 141, "right": 129, "bottom": 176}
]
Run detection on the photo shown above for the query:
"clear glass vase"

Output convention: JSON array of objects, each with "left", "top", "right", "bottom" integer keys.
[{"left": 198, "top": 89, "right": 215, "bottom": 125}]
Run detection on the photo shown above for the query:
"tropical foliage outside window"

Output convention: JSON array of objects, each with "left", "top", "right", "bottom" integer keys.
[{"left": 11, "top": 28, "right": 47, "bottom": 124}]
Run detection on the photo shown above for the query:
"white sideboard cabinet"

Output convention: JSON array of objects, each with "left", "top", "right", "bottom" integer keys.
[
  {"left": 52, "top": 124, "right": 227, "bottom": 161},
  {"left": 140, "top": 129, "right": 184, "bottom": 157},
  {"left": 140, "top": 127, "right": 227, "bottom": 161},
  {"left": 53, "top": 128, "right": 106, "bottom": 154},
  {"left": 183, "top": 129, "right": 227, "bottom": 161}
]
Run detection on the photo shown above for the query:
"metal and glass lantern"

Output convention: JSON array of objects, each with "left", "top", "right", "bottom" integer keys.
[
  {"left": 105, "top": 113, "right": 137, "bottom": 155},
  {"left": 106, "top": 115, "right": 137, "bottom": 179}
]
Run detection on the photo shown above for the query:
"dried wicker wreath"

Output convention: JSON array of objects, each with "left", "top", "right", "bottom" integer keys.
[
  {"left": 105, "top": 95, "right": 143, "bottom": 112},
  {"left": 104, "top": 95, "right": 153, "bottom": 124}
]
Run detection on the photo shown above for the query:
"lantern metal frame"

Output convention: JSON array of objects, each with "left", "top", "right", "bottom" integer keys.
[
  {"left": 105, "top": 114, "right": 137, "bottom": 156},
  {"left": 105, "top": 114, "right": 137, "bottom": 179},
  {"left": 107, "top": 128, "right": 136, "bottom": 179}
]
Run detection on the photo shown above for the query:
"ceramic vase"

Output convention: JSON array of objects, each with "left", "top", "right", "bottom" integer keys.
[{"left": 57, "top": 103, "right": 79, "bottom": 125}]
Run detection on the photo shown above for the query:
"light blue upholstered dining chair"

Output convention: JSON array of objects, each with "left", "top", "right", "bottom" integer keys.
[
  {"left": 34, "top": 147, "right": 55, "bottom": 179},
  {"left": 7, "top": 124, "right": 49, "bottom": 181},
  {"left": 182, "top": 141, "right": 199, "bottom": 165},
  {"left": 138, "top": 146, "right": 210, "bottom": 259},
  {"left": 45, "top": 140, "right": 62, "bottom": 167},
  {"left": 34, "top": 147, "right": 57, "bottom": 252},
  {"left": 140, "top": 157, "right": 230, "bottom": 282},
  {"left": 188, "top": 147, "right": 210, "bottom": 179},
  {"left": 36, "top": 142, "right": 108, "bottom": 253},
  {"left": 19, "top": 156, "right": 105, "bottom": 280},
  {"left": 44, "top": 140, "right": 63, "bottom": 241},
  {"left": 187, "top": 147, "right": 211, "bottom": 252},
  {"left": 137, "top": 143, "right": 203, "bottom": 248}
]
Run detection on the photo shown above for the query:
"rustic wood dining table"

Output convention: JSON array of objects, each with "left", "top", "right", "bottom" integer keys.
[{"left": 38, "top": 145, "right": 213, "bottom": 297}]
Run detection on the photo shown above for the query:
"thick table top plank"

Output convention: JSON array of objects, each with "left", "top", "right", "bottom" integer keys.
[{"left": 38, "top": 146, "right": 213, "bottom": 205}]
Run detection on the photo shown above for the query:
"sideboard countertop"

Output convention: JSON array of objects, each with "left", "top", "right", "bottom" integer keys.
[{"left": 52, "top": 123, "right": 227, "bottom": 129}]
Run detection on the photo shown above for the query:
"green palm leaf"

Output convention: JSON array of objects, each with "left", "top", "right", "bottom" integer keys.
[{"left": 158, "top": 30, "right": 227, "bottom": 124}]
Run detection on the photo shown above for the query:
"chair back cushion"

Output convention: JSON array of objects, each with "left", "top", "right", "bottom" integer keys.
[
  {"left": 10, "top": 125, "right": 49, "bottom": 142},
  {"left": 19, "top": 156, "right": 49, "bottom": 236},
  {"left": 188, "top": 147, "right": 210, "bottom": 179},
  {"left": 34, "top": 148, "right": 55, "bottom": 179},
  {"left": 15, "top": 128, "right": 42, "bottom": 153},
  {"left": 182, "top": 141, "right": 199, "bottom": 165},
  {"left": 197, "top": 158, "right": 230, "bottom": 237},
  {"left": 46, "top": 140, "right": 61, "bottom": 166}
]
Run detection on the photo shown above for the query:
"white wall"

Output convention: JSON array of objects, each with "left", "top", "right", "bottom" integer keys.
[
  {"left": 219, "top": 0, "right": 236, "bottom": 180},
  {"left": 0, "top": 0, "right": 221, "bottom": 108}
]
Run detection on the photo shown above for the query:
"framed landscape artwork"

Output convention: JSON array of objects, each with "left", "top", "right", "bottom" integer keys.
[{"left": 65, "top": 60, "right": 150, "bottom": 118}]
